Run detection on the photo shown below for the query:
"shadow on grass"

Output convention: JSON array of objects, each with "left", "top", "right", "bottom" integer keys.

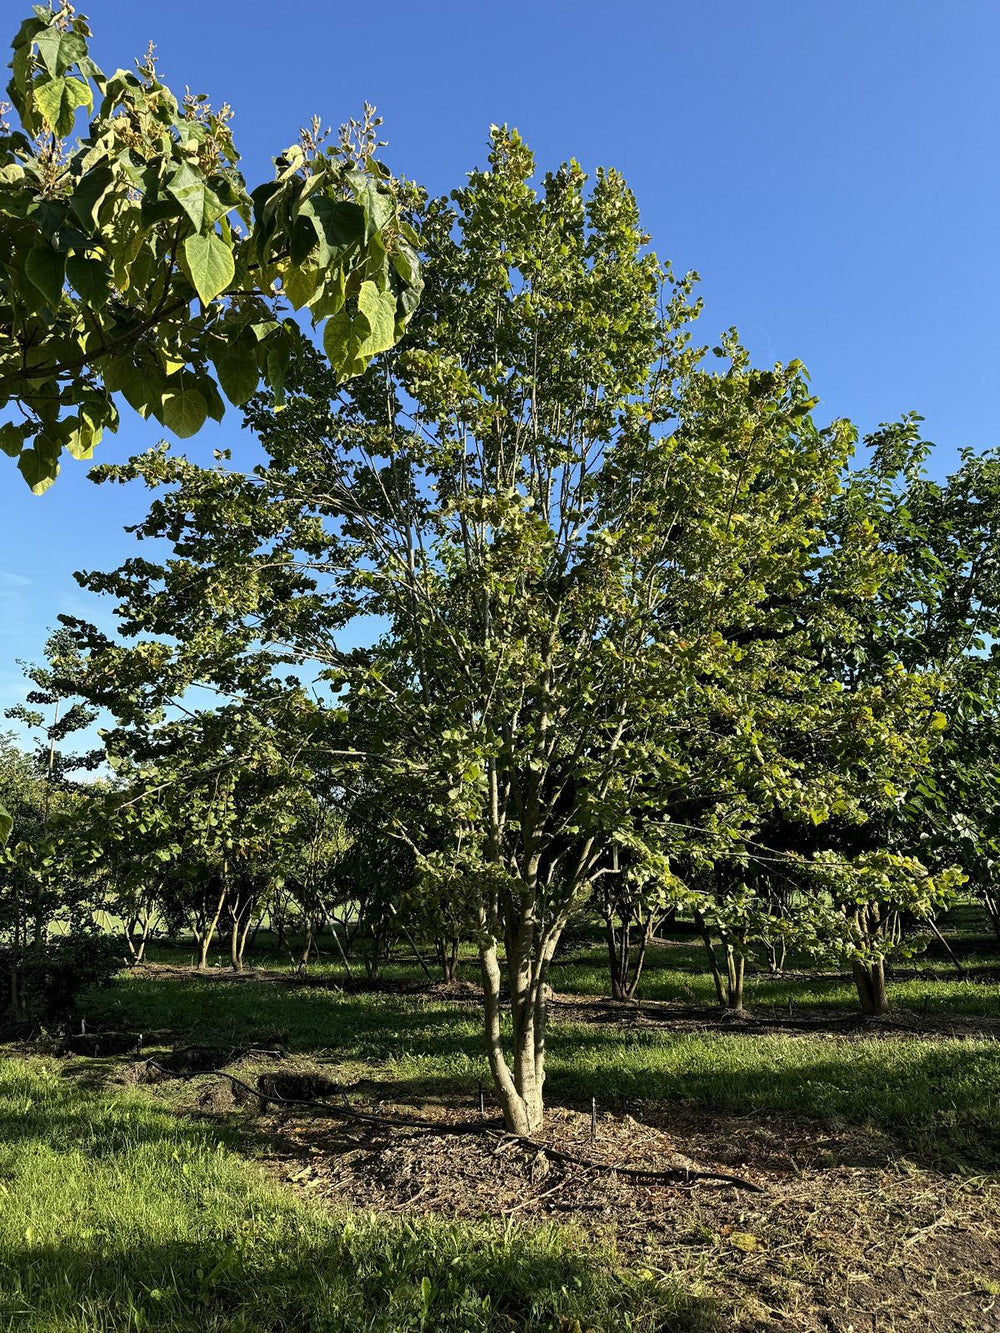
[{"left": 86, "top": 977, "right": 486, "bottom": 1058}]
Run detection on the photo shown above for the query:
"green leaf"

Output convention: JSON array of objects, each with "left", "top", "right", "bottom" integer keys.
[
  {"left": 216, "top": 348, "right": 260, "bottom": 406},
  {"left": 0, "top": 423, "right": 25, "bottom": 459},
  {"left": 64, "top": 410, "right": 103, "bottom": 461},
  {"left": 69, "top": 165, "right": 115, "bottom": 232},
  {"left": 323, "top": 309, "right": 365, "bottom": 377},
  {"left": 357, "top": 280, "right": 396, "bottom": 356},
  {"left": 17, "top": 447, "right": 58, "bottom": 494},
  {"left": 119, "top": 361, "right": 168, "bottom": 420},
  {"left": 162, "top": 388, "right": 208, "bottom": 438},
  {"left": 35, "top": 27, "right": 87, "bottom": 78},
  {"left": 165, "top": 162, "right": 207, "bottom": 232},
  {"left": 66, "top": 254, "right": 110, "bottom": 308},
  {"left": 311, "top": 198, "right": 366, "bottom": 248},
  {"left": 24, "top": 244, "right": 66, "bottom": 309},
  {"left": 32, "top": 75, "right": 67, "bottom": 132},
  {"left": 181, "top": 230, "right": 236, "bottom": 305},
  {"left": 322, "top": 282, "right": 396, "bottom": 377},
  {"left": 282, "top": 261, "right": 322, "bottom": 310},
  {"left": 199, "top": 375, "right": 227, "bottom": 424},
  {"left": 33, "top": 74, "right": 91, "bottom": 137},
  {"left": 0, "top": 803, "right": 11, "bottom": 846},
  {"left": 265, "top": 344, "right": 290, "bottom": 407}
]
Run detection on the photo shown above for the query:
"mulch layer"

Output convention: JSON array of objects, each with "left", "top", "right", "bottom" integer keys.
[{"left": 250, "top": 1099, "right": 1000, "bottom": 1333}]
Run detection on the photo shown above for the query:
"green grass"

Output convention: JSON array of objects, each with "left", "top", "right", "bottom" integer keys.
[
  {"left": 549, "top": 945, "right": 993, "bottom": 1006},
  {"left": 9, "top": 902, "right": 1000, "bottom": 1330},
  {"left": 552, "top": 950, "right": 1000, "bottom": 1015},
  {"left": 138, "top": 898, "right": 1000, "bottom": 1021},
  {"left": 0, "top": 1057, "right": 704, "bottom": 1332},
  {"left": 549, "top": 1029, "right": 1000, "bottom": 1161},
  {"left": 86, "top": 972, "right": 1000, "bottom": 1166}
]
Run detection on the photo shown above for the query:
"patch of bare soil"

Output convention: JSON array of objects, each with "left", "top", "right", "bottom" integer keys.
[{"left": 247, "top": 1094, "right": 1000, "bottom": 1333}]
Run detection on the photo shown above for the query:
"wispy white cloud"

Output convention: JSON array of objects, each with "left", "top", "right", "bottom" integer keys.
[{"left": 0, "top": 571, "right": 31, "bottom": 589}]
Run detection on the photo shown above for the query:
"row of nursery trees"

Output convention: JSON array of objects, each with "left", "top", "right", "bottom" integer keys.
[{"left": 4, "top": 9, "right": 1000, "bottom": 1134}]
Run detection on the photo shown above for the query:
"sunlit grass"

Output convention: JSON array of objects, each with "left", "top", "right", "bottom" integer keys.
[
  {"left": 551, "top": 951, "right": 1000, "bottom": 1016},
  {"left": 140, "top": 914, "right": 999, "bottom": 1021}
]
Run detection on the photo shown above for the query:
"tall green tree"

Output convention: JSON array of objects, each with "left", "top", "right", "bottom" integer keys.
[
  {"left": 60, "top": 132, "right": 956, "bottom": 1129},
  {"left": 1, "top": 3, "right": 421, "bottom": 491},
  {"left": 0, "top": 637, "right": 105, "bottom": 1021}
]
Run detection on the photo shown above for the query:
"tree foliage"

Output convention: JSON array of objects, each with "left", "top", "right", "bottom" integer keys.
[{"left": 0, "top": 4, "right": 421, "bottom": 491}]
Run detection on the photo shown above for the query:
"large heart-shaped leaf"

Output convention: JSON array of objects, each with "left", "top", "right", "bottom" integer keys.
[
  {"left": 182, "top": 230, "right": 236, "bottom": 305},
  {"left": 162, "top": 388, "right": 208, "bottom": 438}
]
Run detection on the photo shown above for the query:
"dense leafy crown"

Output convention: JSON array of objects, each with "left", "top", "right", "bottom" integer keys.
[{"left": 0, "top": 4, "right": 422, "bottom": 491}]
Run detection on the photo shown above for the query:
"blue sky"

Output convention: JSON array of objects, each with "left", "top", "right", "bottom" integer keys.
[{"left": 3, "top": 0, "right": 999, "bottom": 727}]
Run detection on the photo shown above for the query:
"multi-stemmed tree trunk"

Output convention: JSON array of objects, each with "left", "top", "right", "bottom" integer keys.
[
  {"left": 603, "top": 905, "right": 663, "bottom": 1002},
  {"left": 479, "top": 899, "right": 563, "bottom": 1137},
  {"left": 851, "top": 958, "right": 888, "bottom": 1016},
  {"left": 437, "top": 935, "right": 461, "bottom": 984},
  {"left": 982, "top": 887, "right": 1000, "bottom": 950},
  {"left": 192, "top": 876, "right": 227, "bottom": 972},
  {"left": 695, "top": 912, "right": 748, "bottom": 1012},
  {"left": 227, "top": 875, "right": 259, "bottom": 973},
  {"left": 848, "top": 905, "right": 891, "bottom": 1017},
  {"left": 600, "top": 849, "right": 667, "bottom": 1002},
  {"left": 123, "top": 909, "right": 159, "bottom": 965}
]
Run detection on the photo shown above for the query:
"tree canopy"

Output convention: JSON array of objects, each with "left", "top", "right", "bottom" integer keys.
[{"left": 0, "top": 3, "right": 421, "bottom": 492}]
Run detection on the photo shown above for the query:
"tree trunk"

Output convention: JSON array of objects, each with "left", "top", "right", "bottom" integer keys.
[
  {"left": 697, "top": 916, "right": 726, "bottom": 1006},
  {"left": 399, "top": 918, "right": 433, "bottom": 981},
  {"left": 124, "top": 916, "right": 140, "bottom": 962},
  {"left": 193, "top": 880, "right": 227, "bottom": 971},
  {"left": 479, "top": 934, "right": 545, "bottom": 1135},
  {"left": 437, "top": 934, "right": 460, "bottom": 984},
  {"left": 248, "top": 915, "right": 264, "bottom": 951},
  {"left": 298, "top": 920, "right": 316, "bottom": 973},
  {"left": 981, "top": 890, "right": 1000, "bottom": 949},
  {"left": 125, "top": 912, "right": 155, "bottom": 965},
  {"left": 604, "top": 913, "right": 623, "bottom": 999},
  {"left": 230, "top": 902, "right": 256, "bottom": 972},
  {"left": 724, "top": 938, "right": 745, "bottom": 1011},
  {"left": 323, "top": 912, "right": 353, "bottom": 977},
  {"left": 9, "top": 902, "right": 23, "bottom": 1021},
  {"left": 926, "top": 915, "right": 964, "bottom": 979},
  {"left": 851, "top": 959, "right": 888, "bottom": 1016},
  {"left": 605, "top": 907, "right": 656, "bottom": 1001}
]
